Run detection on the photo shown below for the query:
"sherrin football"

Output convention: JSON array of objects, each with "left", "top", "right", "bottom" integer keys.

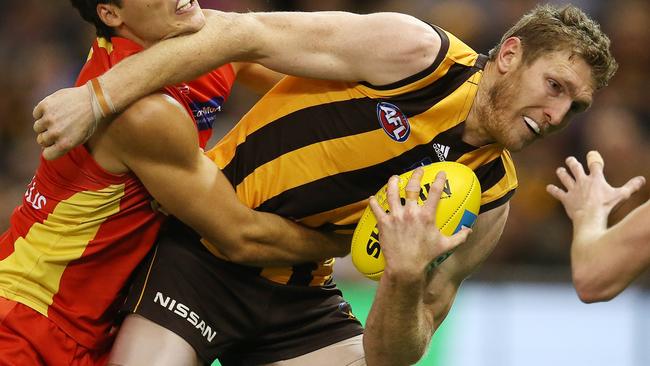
[{"left": 351, "top": 162, "right": 481, "bottom": 281}]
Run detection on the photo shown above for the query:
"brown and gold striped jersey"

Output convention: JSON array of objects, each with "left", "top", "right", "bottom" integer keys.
[{"left": 205, "top": 25, "right": 517, "bottom": 286}]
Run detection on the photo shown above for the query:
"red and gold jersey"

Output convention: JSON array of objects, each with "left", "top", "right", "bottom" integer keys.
[
  {"left": 207, "top": 26, "right": 518, "bottom": 286},
  {"left": 0, "top": 37, "right": 235, "bottom": 349},
  {"left": 78, "top": 37, "right": 236, "bottom": 148}
]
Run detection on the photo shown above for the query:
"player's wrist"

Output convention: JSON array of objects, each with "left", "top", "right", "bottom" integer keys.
[
  {"left": 85, "top": 76, "right": 117, "bottom": 142},
  {"left": 382, "top": 261, "right": 429, "bottom": 286},
  {"left": 87, "top": 77, "right": 116, "bottom": 118},
  {"left": 571, "top": 208, "right": 608, "bottom": 231},
  {"left": 572, "top": 220, "right": 607, "bottom": 248}
]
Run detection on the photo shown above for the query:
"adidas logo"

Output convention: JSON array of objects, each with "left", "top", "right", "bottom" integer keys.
[{"left": 432, "top": 143, "right": 450, "bottom": 161}]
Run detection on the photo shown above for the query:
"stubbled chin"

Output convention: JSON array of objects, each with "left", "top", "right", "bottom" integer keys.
[{"left": 508, "top": 137, "right": 535, "bottom": 152}]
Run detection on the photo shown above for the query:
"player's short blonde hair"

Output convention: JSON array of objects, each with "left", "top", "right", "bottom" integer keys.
[{"left": 488, "top": 4, "right": 617, "bottom": 89}]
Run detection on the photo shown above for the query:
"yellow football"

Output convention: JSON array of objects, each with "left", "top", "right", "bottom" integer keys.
[{"left": 351, "top": 162, "right": 481, "bottom": 281}]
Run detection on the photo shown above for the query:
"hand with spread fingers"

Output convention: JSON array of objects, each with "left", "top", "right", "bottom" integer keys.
[
  {"left": 369, "top": 167, "right": 472, "bottom": 280},
  {"left": 546, "top": 150, "right": 645, "bottom": 226},
  {"left": 547, "top": 151, "right": 649, "bottom": 303}
]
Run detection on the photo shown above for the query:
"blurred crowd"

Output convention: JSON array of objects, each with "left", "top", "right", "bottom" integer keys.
[{"left": 1, "top": 0, "right": 648, "bottom": 278}]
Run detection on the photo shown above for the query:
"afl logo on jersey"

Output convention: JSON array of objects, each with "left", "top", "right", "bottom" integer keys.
[{"left": 376, "top": 102, "right": 410, "bottom": 142}]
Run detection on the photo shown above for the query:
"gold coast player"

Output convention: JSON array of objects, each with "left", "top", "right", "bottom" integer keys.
[{"left": 33, "top": 4, "right": 616, "bottom": 366}]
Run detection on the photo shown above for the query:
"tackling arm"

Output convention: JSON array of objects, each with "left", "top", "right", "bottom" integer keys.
[
  {"left": 102, "top": 10, "right": 439, "bottom": 102},
  {"left": 33, "top": 10, "right": 440, "bottom": 159},
  {"left": 106, "top": 93, "right": 349, "bottom": 266}
]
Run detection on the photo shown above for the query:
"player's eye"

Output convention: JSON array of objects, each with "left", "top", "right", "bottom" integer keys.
[{"left": 547, "top": 79, "right": 562, "bottom": 95}]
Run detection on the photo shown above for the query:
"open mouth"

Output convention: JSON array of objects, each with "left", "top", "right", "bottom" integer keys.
[
  {"left": 176, "top": 0, "right": 195, "bottom": 13},
  {"left": 523, "top": 116, "right": 541, "bottom": 136}
]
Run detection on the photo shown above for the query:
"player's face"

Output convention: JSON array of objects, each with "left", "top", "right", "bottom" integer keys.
[
  {"left": 483, "top": 50, "right": 594, "bottom": 151},
  {"left": 117, "top": 0, "right": 205, "bottom": 47}
]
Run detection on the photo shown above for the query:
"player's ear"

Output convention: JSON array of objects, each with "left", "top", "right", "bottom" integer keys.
[
  {"left": 97, "top": 2, "right": 123, "bottom": 29},
  {"left": 495, "top": 37, "right": 523, "bottom": 74}
]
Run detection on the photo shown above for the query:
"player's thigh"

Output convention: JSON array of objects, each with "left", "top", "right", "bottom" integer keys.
[
  {"left": 261, "top": 334, "right": 366, "bottom": 366},
  {"left": 107, "top": 314, "right": 200, "bottom": 366}
]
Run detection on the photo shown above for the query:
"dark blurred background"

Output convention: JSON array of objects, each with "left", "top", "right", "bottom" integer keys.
[{"left": 1, "top": 0, "right": 648, "bottom": 283}]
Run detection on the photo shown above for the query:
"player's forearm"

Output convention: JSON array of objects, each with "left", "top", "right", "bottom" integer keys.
[
  {"left": 188, "top": 206, "right": 349, "bottom": 266},
  {"left": 364, "top": 272, "right": 433, "bottom": 366},
  {"left": 225, "top": 212, "right": 350, "bottom": 266},
  {"left": 97, "top": 10, "right": 314, "bottom": 113},
  {"left": 98, "top": 10, "right": 436, "bottom": 108},
  {"left": 570, "top": 206, "right": 629, "bottom": 302},
  {"left": 571, "top": 236, "right": 622, "bottom": 302},
  {"left": 571, "top": 202, "right": 650, "bottom": 302},
  {"left": 98, "top": 11, "right": 253, "bottom": 113}
]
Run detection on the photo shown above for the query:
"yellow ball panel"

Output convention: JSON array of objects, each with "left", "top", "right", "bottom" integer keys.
[{"left": 351, "top": 162, "right": 481, "bottom": 280}]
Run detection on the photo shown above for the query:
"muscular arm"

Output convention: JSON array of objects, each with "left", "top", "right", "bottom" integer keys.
[
  {"left": 570, "top": 200, "right": 650, "bottom": 302},
  {"left": 232, "top": 62, "right": 284, "bottom": 95},
  {"left": 547, "top": 151, "right": 648, "bottom": 302},
  {"left": 105, "top": 10, "right": 439, "bottom": 101},
  {"left": 104, "top": 93, "right": 348, "bottom": 266},
  {"left": 425, "top": 203, "right": 509, "bottom": 330},
  {"left": 362, "top": 171, "right": 478, "bottom": 366},
  {"left": 33, "top": 11, "right": 440, "bottom": 159}
]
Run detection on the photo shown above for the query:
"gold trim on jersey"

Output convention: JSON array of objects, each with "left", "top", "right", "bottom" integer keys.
[
  {"left": 86, "top": 37, "right": 114, "bottom": 61},
  {"left": 0, "top": 184, "right": 125, "bottom": 316}
]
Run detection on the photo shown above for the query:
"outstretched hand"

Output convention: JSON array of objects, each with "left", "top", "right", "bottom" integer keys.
[
  {"left": 369, "top": 167, "right": 472, "bottom": 279},
  {"left": 546, "top": 151, "right": 646, "bottom": 224},
  {"left": 32, "top": 84, "right": 97, "bottom": 160}
]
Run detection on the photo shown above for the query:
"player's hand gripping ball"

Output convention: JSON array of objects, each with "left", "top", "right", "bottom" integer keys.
[{"left": 351, "top": 162, "right": 481, "bottom": 280}]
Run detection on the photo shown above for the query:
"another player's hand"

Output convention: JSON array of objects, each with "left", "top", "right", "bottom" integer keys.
[
  {"left": 369, "top": 168, "right": 471, "bottom": 280},
  {"left": 32, "top": 85, "right": 96, "bottom": 160},
  {"left": 546, "top": 151, "right": 646, "bottom": 224}
]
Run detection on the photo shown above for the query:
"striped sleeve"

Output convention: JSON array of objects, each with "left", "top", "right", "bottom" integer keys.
[
  {"left": 478, "top": 150, "right": 518, "bottom": 213},
  {"left": 357, "top": 25, "right": 481, "bottom": 98}
]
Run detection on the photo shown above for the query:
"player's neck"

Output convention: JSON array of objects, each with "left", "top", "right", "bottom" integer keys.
[
  {"left": 113, "top": 28, "right": 153, "bottom": 49},
  {"left": 463, "top": 61, "right": 497, "bottom": 147}
]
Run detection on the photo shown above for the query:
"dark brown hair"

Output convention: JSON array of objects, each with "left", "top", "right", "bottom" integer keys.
[{"left": 69, "top": 0, "right": 122, "bottom": 39}]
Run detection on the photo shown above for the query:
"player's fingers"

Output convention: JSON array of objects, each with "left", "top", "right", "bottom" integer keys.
[
  {"left": 385, "top": 175, "right": 401, "bottom": 212},
  {"left": 555, "top": 166, "right": 575, "bottom": 190},
  {"left": 36, "top": 131, "right": 56, "bottom": 148},
  {"left": 565, "top": 156, "right": 586, "bottom": 180},
  {"left": 546, "top": 184, "right": 567, "bottom": 202},
  {"left": 42, "top": 145, "right": 67, "bottom": 161},
  {"left": 586, "top": 150, "right": 604, "bottom": 176},
  {"left": 369, "top": 196, "right": 387, "bottom": 220},
  {"left": 33, "top": 100, "right": 45, "bottom": 120},
  {"left": 404, "top": 168, "right": 423, "bottom": 205},
  {"left": 446, "top": 226, "right": 472, "bottom": 252},
  {"left": 423, "top": 171, "right": 446, "bottom": 214},
  {"left": 33, "top": 118, "right": 48, "bottom": 134},
  {"left": 619, "top": 176, "right": 646, "bottom": 200},
  {"left": 404, "top": 168, "right": 424, "bottom": 194}
]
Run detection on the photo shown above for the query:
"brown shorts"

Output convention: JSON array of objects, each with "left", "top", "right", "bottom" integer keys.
[{"left": 122, "top": 218, "right": 363, "bottom": 365}]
